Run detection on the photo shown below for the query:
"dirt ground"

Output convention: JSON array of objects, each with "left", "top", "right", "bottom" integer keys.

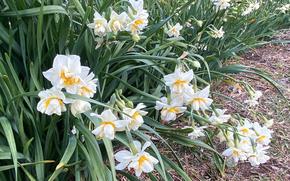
[{"left": 173, "top": 30, "right": 290, "bottom": 181}]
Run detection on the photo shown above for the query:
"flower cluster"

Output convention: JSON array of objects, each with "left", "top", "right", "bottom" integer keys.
[
  {"left": 276, "top": 4, "right": 290, "bottom": 14},
  {"left": 212, "top": 0, "right": 231, "bottom": 10},
  {"left": 221, "top": 119, "right": 273, "bottom": 167},
  {"left": 37, "top": 55, "right": 98, "bottom": 116},
  {"left": 88, "top": 0, "right": 149, "bottom": 41},
  {"left": 244, "top": 89, "right": 263, "bottom": 107},
  {"left": 209, "top": 26, "right": 225, "bottom": 39}
]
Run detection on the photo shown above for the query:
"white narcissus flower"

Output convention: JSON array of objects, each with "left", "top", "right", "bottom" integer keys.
[
  {"left": 247, "top": 145, "right": 270, "bottom": 166},
  {"left": 128, "top": 141, "right": 159, "bottom": 177},
  {"left": 87, "top": 11, "right": 108, "bottom": 37},
  {"left": 222, "top": 146, "right": 248, "bottom": 163},
  {"left": 77, "top": 66, "right": 98, "bottom": 98},
  {"left": 245, "top": 90, "right": 262, "bottom": 107},
  {"left": 127, "top": 0, "right": 149, "bottom": 34},
  {"left": 242, "top": 2, "right": 260, "bottom": 16},
  {"left": 108, "top": 11, "right": 129, "bottom": 33},
  {"left": 91, "top": 110, "right": 128, "bottom": 140},
  {"left": 212, "top": 0, "right": 231, "bottom": 10},
  {"left": 210, "top": 26, "right": 225, "bottom": 39},
  {"left": 123, "top": 103, "right": 148, "bottom": 131},
  {"left": 276, "top": 4, "right": 290, "bottom": 13},
  {"left": 164, "top": 68, "right": 193, "bottom": 94},
  {"left": 37, "top": 87, "right": 67, "bottom": 116},
  {"left": 209, "top": 109, "right": 231, "bottom": 125},
  {"left": 237, "top": 119, "right": 255, "bottom": 137},
  {"left": 252, "top": 122, "right": 272, "bottom": 145},
  {"left": 185, "top": 126, "right": 207, "bottom": 139},
  {"left": 166, "top": 23, "right": 183, "bottom": 38},
  {"left": 185, "top": 86, "right": 213, "bottom": 111},
  {"left": 70, "top": 100, "right": 91, "bottom": 117},
  {"left": 155, "top": 97, "right": 187, "bottom": 122},
  {"left": 43, "top": 55, "right": 82, "bottom": 94}
]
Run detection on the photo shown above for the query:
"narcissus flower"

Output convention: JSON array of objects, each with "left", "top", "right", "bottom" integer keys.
[
  {"left": 186, "top": 126, "right": 207, "bottom": 139},
  {"left": 164, "top": 68, "right": 193, "bottom": 94},
  {"left": 128, "top": 141, "right": 159, "bottom": 177},
  {"left": 242, "top": 2, "right": 260, "bottom": 16},
  {"left": 43, "top": 55, "right": 83, "bottom": 94},
  {"left": 123, "top": 103, "right": 148, "bottom": 131},
  {"left": 91, "top": 109, "right": 128, "bottom": 140},
  {"left": 209, "top": 109, "right": 231, "bottom": 125},
  {"left": 77, "top": 66, "right": 98, "bottom": 98},
  {"left": 222, "top": 146, "right": 248, "bottom": 163},
  {"left": 166, "top": 23, "right": 183, "bottom": 38},
  {"left": 247, "top": 145, "right": 270, "bottom": 166},
  {"left": 210, "top": 26, "right": 225, "bottom": 39},
  {"left": 127, "top": 0, "right": 149, "bottom": 34},
  {"left": 212, "top": 0, "right": 231, "bottom": 10},
  {"left": 237, "top": 119, "right": 255, "bottom": 137},
  {"left": 185, "top": 86, "right": 213, "bottom": 111},
  {"left": 252, "top": 122, "right": 272, "bottom": 145},
  {"left": 108, "top": 11, "right": 129, "bottom": 33},
  {"left": 155, "top": 97, "right": 186, "bottom": 122},
  {"left": 70, "top": 100, "right": 91, "bottom": 117},
  {"left": 87, "top": 11, "right": 108, "bottom": 37},
  {"left": 37, "top": 87, "right": 67, "bottom": 116}
]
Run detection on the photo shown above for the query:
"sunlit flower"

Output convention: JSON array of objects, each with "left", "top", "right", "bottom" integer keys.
[
  {"left": 166, "top": 23, "right": 183, "bottom": 38},
  {"left": 91, "top": 109, "right": 128, "bottom": 140},
  {"left": 247, "top": 145, "right": 270, "bottom": 166},
  {"left": 185, "top": 126, "right": 207, "bottom": 139},
  {"left": 252, "top": 122, "right": 272, "bottom": 145},
  {"left": 210, "top": 26, "right": 225, "bottom": 39},
  {"left": 185, "top": 86, "right": 213, "bottom": 111},
  {"left": 37, "top": 87, "right": 67, "bottom": 116},
  {"left": 209, "top": 109, "right": 231, "bottom": 125},
  {"left": 128, "top": 141, "right": 159, "bottom": 177},
  {"left": 123, "top": 103, "right": 148, "bottom": 131},
  {"left": 108, "top": 11, "right": 129, "bottom": 33},
  {"left": 237, "top": 119, "right": 255, "bottom": 137},
  {"left": 77, "top": 66, "right": 98, "bottom": 98},
  {"left": 87, "top": 11, "right": 108, "bottom": 37},
  {"left": 43, "top": 55, "right": 82, "bottom": 94},
  {"left": 164, "top": 68, "right": 193, "bottom": 94},
  {"left": 155, "top": 97, "right": 187, "bottom": 122},
  {"left": 212, "top": 0, "right": 231, "bottom": 10},
  {"left": 222, "top": 146, "right": 247, "bottom": 163},
  {"left": 70, "top": 100, "right": 91, "bottom": 117}
]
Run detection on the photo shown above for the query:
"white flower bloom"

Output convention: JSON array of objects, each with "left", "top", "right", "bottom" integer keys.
[
  {"left": 70, "top": 100, "right": 91, "bottom": 117},
  {"left": 127, "top": 0, "right": 149, "bottom": 34},
  {"left": 87, "top": 11, "right": 108, "bottom": 37},
  {"left": 252, "top": 122, "right": 272, "bottom": 145},
  {"left": 43, "top": 55, "right": 82, "bottom": 94},
  {"left": 37, "top": 87, "right": 67, "bottom": 116},
  {"left": 264, "top": 119, "right": 273, "bottom": 128},
  {"left": 209, "top": 109, "right": 231, "bottom": 125},
  {"left": 128, "top": 141, "right": 159, "bottom": 177},
  {"left": 164, "top": 68, "right": 193, "bottom": 94},
  {"left": 247, "top": 145, "right": 270, "bottom": 166},
  {"left": 237, "top": 119, "right": 255, "bottom": 137},
  {"left": 238, "top": 137, "right": 252, "bottom": 153},
  {"left": 166, "top": 23, "right": 183, "bottom": 38},
  {"left": 222, "top": 146, "right": 248, "bottom": 163},
  {"left": 128, "top": 0, "right": 145, "bottom": 13},
  {"left": 77, "top": 66, "right": 98, "bottom": 98},
  {"left": 108, "top": 11, "right": 129, "bottom": 33},
  {"left": 186, "top": 126, "right": 207, "bottom": 139},
  {"left": 155, "top": 97, "right": 187, "bottom": 122},
  {"left": 123, "top": 103, "right": 148, "bottom": 131},
  {"left": 217, "top": 128, "right": 234, "bottom": 142},
  {"left": 242, "top": 2, "right": 260, "bottom": 16},
  {"left": 210, "top": 26, "right": 225, "bottom": 39},
  {"left": 115, "top": 149, "right": 134, "bottom": 170},
  {"left": 185, "top": 86, "right": 213, "bottom": 111},
  {"left": 245, "top": 90, "right": 262, "bottom": 106},
  {"left": 91, "top": 109, "right": 128, "bottom": 140},
  {"left": 276, "top": 4, "right": 290, "bottom": 13},
  {"left": 212, "top": 0, "right": 231, "bottom": 10}
]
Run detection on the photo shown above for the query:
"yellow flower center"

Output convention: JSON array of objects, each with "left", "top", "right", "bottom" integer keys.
[
  {"left": 138, "top": 155, "right": 149, "bottom": 167},
  {"left": 59, "top": 70, "right": 80, "bottom": 86},
  {"left": 256, "top": 135, "right": 266, "bottom": 143},
  {"left": 232, "top": 149, "right": 240, "bottom": 157},
  {"left": 240, "top": 128, "right": 250, "bottom": 134},
  {"left": 132, "top": 111, "right": 140, "bottom": 120},
  {"left": 190, "top": 97, "right": 206, "bottom": 104},
  {"left": 131, "top": 19, "right": 144, "bottom": 32},
  {"left": 174, "top": 79, "right": 187, "bottom": 86},
  {"left": 167, "top": 107, "right": 179, "bottom": 113},
  {"left": 44, "top": 97, "right": 63, "bottom": 108},
  {"left": 79, "top": 86, "right": 93, "bottom": 95},
  {"left": 101, "top": 121, "right": 116, "bottom": 129}
]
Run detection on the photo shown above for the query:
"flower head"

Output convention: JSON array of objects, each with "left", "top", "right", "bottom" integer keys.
[
  {"left": 247, "top": 145, "right": 270, "bottom": 166},
  {"left": 70, "top": 100, "right": 91, "bottom": 117},
  {"left": 252, "top": 122, "right": 272, "bottom": 145},
  {"left": 185, "top": 126, "right": 207, "bottom": 139},
  {"left": 185, "top": 86, "right": 213, "bottom": 111},
  {"left": 210, "top": 26, "right": 225, "bottom": 39},
  {"left": 212, "top": 0, "right": 231, "bottom": 10},
  {"left": 123, "top": 103, "right": 148, "bottom": 131},
  {"left": 37, "top": 87, "right": 67, "bottom": 116},
  {"left": 87, "top": 11, "right": 108, "bottom": 37},
  {"left": 155, "top": 97, "right": 187, "bottom": 122},
  {"left": 209, "top": 109, "right": 231, "bottom": 125},
  {"left": 108, "top": 11, "right": 129, "bottom": 33},
  {"left": 166, "top": 23, "right": 183, "bottom": 38},
  {"left": 237, "top": 119, "right": 255, "bottom": 137},
  {"left": 91, "top": 109, "right": 128, "bottom": 140},
  {"left": 43, "top": 55, "right": 82, "bottom": 94},
  {"left": 77, "top": 66, "right": 98, "bottom": 98},
  {"left": 164, "top": 68, "right": 193, "bottom": 94}
]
